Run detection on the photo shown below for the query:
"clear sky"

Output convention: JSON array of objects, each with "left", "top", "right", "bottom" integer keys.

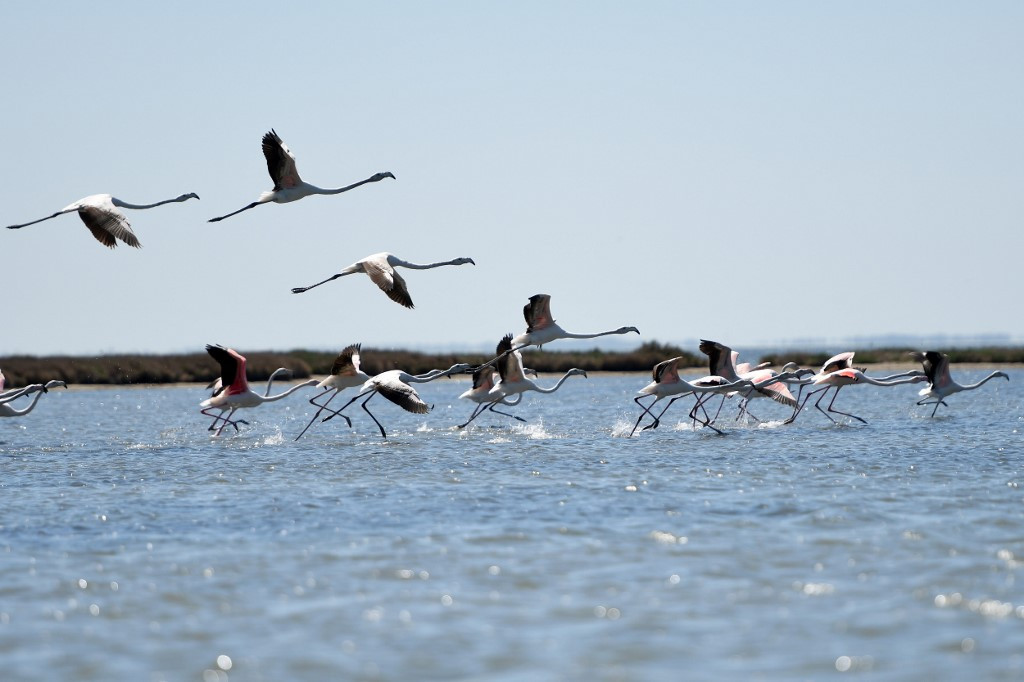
[{"left": 3, "top": 2, "right": 1022, "bottom": 357}]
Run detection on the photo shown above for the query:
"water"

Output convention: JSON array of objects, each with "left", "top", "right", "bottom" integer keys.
[{"left": 1, "top": 371, "right": 1022, "bottom": 681}]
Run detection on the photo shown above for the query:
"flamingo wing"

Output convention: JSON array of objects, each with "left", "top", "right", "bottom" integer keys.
[
  {"left": 262, "top": 129, "right": 302, "bottom": 191},
  {"left": 821, "top": 351, "right": 855, "bottom": 374},
  {"left": 698, "top": 339, "right": 735, "bottom": 378},
  {"left": 652, "top": 357, "right": 682, "bottom": 384},
  {"left": 77, "top": 204, "right": 140, "bottom": 248},
  {"left": 523, "top": 294, "right": 553, "bottom": 332},
  {"left": 332, "top": 343, "right": 363, "bottom": 377},
  {"left": 494, "top": 334, "right": 525, "bottom": 384},
  {"left": 471, "top": 366, "right": 498, "bottom": 391},
  {"left": 206, "top": 344, "right": 247, "bottom": 394},
  {"left": 362, "top": 258, "right": 414, "bottom": 308},
  {"left": 374, "top": 379, "right": 430, "bottom": 414}
]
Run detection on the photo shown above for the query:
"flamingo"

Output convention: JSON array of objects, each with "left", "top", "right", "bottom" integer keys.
[
  {"left": 456, "top": 338, "right": 538, "bottom": 428},
  {"left": 294, "top": 343, "right": 371, "bottom": 440},
  {"left": 6, "top": 192, "right": 199, "bottom": 248},
  {"left": 910, "top": 351, "right": 1009, "bottom": 417},
  {"left": 208, "top": 129, "right": 394, "bottom": 222},
  {"left": 463, "top": 334, "right": 587, "bottom": 426},
  {"left": 322, "top": 362, "right": 473, "bottom": 439},
  {"left": 512, "top": 294, "right": 639, "bottom": 350},
  {"left": 0, "top": 378, "right": 67, "bottom": 417},
  {"left": 200, "top": 344, "right": 317, "bottom": 436},
  {"left": 784, "top": 351, "right": 924, "bottom": 425},
  {"left": 206, "top": 366, "right": 298, "bottom": 432},
  {"left": 698, "top": 339, "right": 799, "bottom": 421},
  {"left": 787, "top": 362, "right": 926, "bottom": 425},
  {"left": 291, "top": 252, "right": 476, "bottom": 308}
]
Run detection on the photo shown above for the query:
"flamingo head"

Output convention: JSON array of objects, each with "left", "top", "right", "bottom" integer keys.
[
  {"left": 568, "top": 368, "right": 588, "bottom": 379},
  {"left": 180, "top": 193, "right": 200, "bottom": 201},
  {"left": 371, "top": 172, "right": 396, "bottom": 182}
]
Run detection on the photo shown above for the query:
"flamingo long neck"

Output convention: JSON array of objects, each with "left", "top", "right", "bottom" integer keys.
[
  {"left": 392, "top": 259, "right": 462, "bottom": 270},
  {"left": 563, "top": 330, "right": 623, "bottom": 340},
  {"left": 113, "top": 196, "right": 191, "bottom": 210},
  {"left": 533, "top": 371, "right": 579, "bottom": 394},
  {"left": 962, "top": 372, "right": 1006, "bottom": 391},
  {"left": 318, "top": 176, "right": 380, "bottom": 195},
  {"left": 263, "top": 369, "right": 293, "bottom": 396},
  {"left": 2, "top": 391, "right": 44, "bottom": 416},
  {"left": 860, "top": 375, "right": 923, "bottom": 387},
  {"left": 260, "top": 380, "right": 317, "bottom": 402}
]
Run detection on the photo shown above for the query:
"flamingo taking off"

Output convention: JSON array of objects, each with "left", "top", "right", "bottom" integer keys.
[
  {"left": 208, "top": 129, "right": 394, "bottom": 222},
  {"left": 698, "top": 339, "right": 799, "bottom": 421},
  {"left": 6, "top": 192, "right": 199, "bottom": 248},
  {"left": 456, "top": 337, "right": 538, "bottom": 428},
  {"left": 200, "top": 344, "right": 317, "bottom": 436},
  {"left": 910, "top": 350, "right": 1009, "bottom": 417},
  {"left": 512, "top": 294, "right": 639, "bottom": 350},
  {"left": 322, "top": 362, "right": 473, "bottom": 439},
  {"left": 785, "top": 354, "right": 926, "bottom": 425},
  {"left": 291, "top": 252, "right": 476, "bottom": 308},
  {"left": 294, "top": 343, "right": 371, "bottom": 440},
  {"left": 457, "top": 334, "right": 586, "bottom": 428}
]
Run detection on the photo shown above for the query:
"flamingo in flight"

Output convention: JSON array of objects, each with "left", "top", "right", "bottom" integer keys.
[
  {"left": 0, "top": 371, "right": 67, "bottom": 417},
  {"left": 291, "top": 252, "right": 476, "bottom": 308},
  {"left": 205, "top": 366, "right": 298, "bottom": 431},
  {"left": 458, "top": 334, "right": 586, "bottom": 429},
  {"left": 698, "top": 340, "right": 801, "bottom": 421},
  {"left": 294, "top": 343, "right": 371, "bottom": 440},
  {"left": 208, "top": 129, "right": 394, "bottom": 222},
  {"left": 6, "top": 192, "right": 199, "bottom": 248},
  {"left": 200, "top": 344, "right": 317, "bottom": 436},
  {"left": 785, "top": 351, "right": 925, "bottom": 425},
  {"left": 910, "top": 350, "right": 1009, "bottom": 417},
  {"left": 322, "top": 362, "right": 473, "bottom": 439},
  {"left": 512, "top": 294, "right": 639, "bottom": 350}
]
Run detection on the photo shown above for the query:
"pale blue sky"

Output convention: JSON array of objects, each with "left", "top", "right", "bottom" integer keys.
[{"left": 3, "top": 2, "right": 1022, "bottom": 356}]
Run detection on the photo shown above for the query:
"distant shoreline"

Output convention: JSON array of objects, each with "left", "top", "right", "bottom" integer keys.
[{"left": 2, "top": 343, "right": 1022, "bottom": 386}]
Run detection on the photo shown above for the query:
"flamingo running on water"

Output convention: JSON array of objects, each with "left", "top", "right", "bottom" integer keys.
[
  {"left": 200, "top": 345, "right": 317, "bottom": 436},
  {"left": 294, "top": 343, "right": 371, "bottom": 440},
  {"left": 208, "top": 129, "right": 394, "bottom": 222},
  {"left": 910, "top": 350, "right": 1009, "bottom": 417},
  {"left": 322, "top": 362, "right": 473, "bottom": 439},
  {"left": 6, "top": 192, "right": 199, "bottom": 248}
]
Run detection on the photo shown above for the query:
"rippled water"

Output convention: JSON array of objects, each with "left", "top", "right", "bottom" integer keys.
[{"left": 1, "top": 371, "right": 1022, "bottom": 681}]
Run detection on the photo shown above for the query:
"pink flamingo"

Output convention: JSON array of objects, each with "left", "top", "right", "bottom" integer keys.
[
  {"left": 208, "top": 129, "right": 394, "bottom": 222},
  {"left": 200, "top": 345, "right": 317, "bottom": 436}
]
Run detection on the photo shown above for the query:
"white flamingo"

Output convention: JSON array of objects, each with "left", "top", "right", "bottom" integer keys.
[
  {"left": 208, "top": 129, "right": 394, "bottom": 222},
  {"left": 911, "top": 351, "right": 1009, "bottom": 417},
  {"left": 6, "top": 192, "right": 199, "bottom": 248},
  {"left": 322, "top": 362, "right": 473, "bottom": 439},
  {"left": 0, "top": 375, "right": 67, "bottom": 417},
  {"left": 472, "top": 334, "right": 587, "bottom": 421},
  {"left": 786, "top": 360, "right": 926, "bottom": 425},
  {"left": 291, "top": 252, "right": 476, "bottom": 308},
  {"left": 456, "top": 338, "right": 538, "bottom": 428},
  {"left": 200, "top": 344, "right": 317, "bottom": 436},
  {"left": 512, "top": 294, "right": 639, "bottom": 350},
  {"left": 294, "top": 343, "right": 371, "bottom": 440}
]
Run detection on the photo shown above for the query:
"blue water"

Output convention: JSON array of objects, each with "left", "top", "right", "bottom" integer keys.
[{"left": 1, "top": 371, "right": 1022, "bottom": 681}]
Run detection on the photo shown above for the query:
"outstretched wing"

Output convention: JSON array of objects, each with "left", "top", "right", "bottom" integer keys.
[
  {"left": 205, "top": 344, "right": 245, "bottom": 393},
  {"left": 332, "top": 343, "right": 363, "bottom": 377},
  {"left": 262, "top": 129, "right": 302, "bottom": 191},
  {"left": 375, "top": 379, "right": 430, "bottom": 414},
  {"left": 362, "top": 258, "right": 414, "bottom": 308},
  {"left": 911, "top": 350, "right": 949, "bottom": 388},
  {"left": 523, "top": 294, "right": 553, "bottom": 332},
  {"left": 78, "top": 206, "right": 140, "bottom": 248},
  {"left": 652, "top": 357, "right": 682, "bottom": 384}
]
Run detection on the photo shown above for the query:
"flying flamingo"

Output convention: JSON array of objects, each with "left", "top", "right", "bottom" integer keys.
[
  {"left": 6, "top": 192, "right": 199, "bottom": 248},
  {"left": 322, "top": 362, "right": 473, "bottom": 439},
  {"left": 294, "top": 343, "right": 371, "bottom": 440},
  {"left": 458, "top": 334, "right": 586, "bottom": 428},
  {"left": 205, "top": 366, "right": 298, "bottom": 432},
  {"left": 291, "top": 252, "right": 476, "bottom": 308},
  {"left": 208, "top": 129, "right": 394, "bottom": 222},
  {"left": 910, "top": 350, "right": 1009, "bottom": 417},
  {"left": 0, "top": 378, "right": 67, "bottom": 417},
  {"left": 698, "top": 339, "right": 799, "bottom": 421},
  {"left": 512, "top": 294, "right": 639, "bottom": 350},
  {"left": 200, "top": 344, "right": 318, "bottom": 436}
]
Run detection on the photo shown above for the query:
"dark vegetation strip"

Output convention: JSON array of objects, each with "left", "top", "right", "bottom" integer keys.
[{"left": 1, "top": 343, "right": 1022, "bottom": 386}]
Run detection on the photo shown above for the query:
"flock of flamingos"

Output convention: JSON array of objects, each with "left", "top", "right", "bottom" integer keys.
[{"left": 2, "top": 130, "right": 1011, "bottom": 436}]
